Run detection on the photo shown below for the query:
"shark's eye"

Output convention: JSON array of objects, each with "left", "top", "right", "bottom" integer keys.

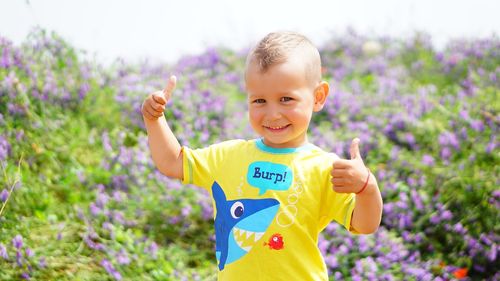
[{"left": 230, "top": 202, "right": 244, "bottom": 219}]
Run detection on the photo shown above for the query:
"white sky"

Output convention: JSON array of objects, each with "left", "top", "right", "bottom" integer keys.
[{"left": 1, "top": 0, "right": 499, "bottom": 64}]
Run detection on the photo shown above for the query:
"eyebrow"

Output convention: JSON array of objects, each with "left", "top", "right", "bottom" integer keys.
[{"left": 248, "top": 90, "right": 299, "bottom": 97}]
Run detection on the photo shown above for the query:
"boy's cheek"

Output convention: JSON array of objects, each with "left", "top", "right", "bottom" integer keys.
[{"left": 248, "top": 110, "right": 260, "bottom": 122}]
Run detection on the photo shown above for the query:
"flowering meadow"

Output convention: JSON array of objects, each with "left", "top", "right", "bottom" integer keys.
[{"left": 0, "top": 29, "right": 499, "bottom": 280}]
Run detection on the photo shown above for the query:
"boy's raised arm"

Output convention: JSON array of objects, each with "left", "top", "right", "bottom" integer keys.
[
  {"left": 142, "top": 75, "right": 183, "bottom": 180},
  {"left": 331, "top": 138, "right": 383, "bottom": 234}
]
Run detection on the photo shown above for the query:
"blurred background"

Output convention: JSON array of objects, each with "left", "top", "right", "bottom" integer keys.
[
  {"left": 2, "top": 0, "right": 499, "bottom": 63},
  {"left": 1, "top": 1, "right": 499, "bottom": 280}
]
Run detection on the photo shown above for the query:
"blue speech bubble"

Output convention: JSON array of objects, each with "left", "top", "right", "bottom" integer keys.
[{"left": 247, "top": 161, "right": 293, "bottom": 195}]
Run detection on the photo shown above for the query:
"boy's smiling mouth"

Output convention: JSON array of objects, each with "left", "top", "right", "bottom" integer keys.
[{"left": 264, "top": 124, "right": 291, "bottom": 132}]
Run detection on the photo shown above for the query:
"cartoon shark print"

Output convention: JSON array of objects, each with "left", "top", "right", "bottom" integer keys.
[{"left": 212, "top": 181, "right": 280, "bottom": 271}]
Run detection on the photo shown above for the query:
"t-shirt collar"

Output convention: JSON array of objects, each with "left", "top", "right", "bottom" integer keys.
[{"left": 254, "top": 138, "right": 316, "bottom": 154}]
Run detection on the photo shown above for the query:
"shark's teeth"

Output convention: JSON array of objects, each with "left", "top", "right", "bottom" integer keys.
[
  {"left": 241, "top": 246, "right": 251, "bottom": 252},
  {"left": 234, "top": 231, "right": 251, "bottom": 252},
  {"left": 235, "top": 238, "right": 244, "bottom": 248},
  {"left": 233, "top": 227, "right": 266, "bottom": 252},
  {"left": 254, "top": 232, "right": 264, "bottom": 242}
]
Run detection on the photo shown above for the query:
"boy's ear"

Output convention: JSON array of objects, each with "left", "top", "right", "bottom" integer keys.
[{"left": 313, "top": 81, "right": 329, "bottom": 112}]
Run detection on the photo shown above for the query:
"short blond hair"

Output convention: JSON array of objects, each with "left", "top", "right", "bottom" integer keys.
[{"left": 245, "top": 31, "right": 322, "bottom": 85}]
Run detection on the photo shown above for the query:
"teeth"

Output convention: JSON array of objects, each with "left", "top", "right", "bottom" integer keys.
[
  {"left": 233, "top": 227, "right": 265, "bottom": 251},
  {"left": 267, "top": 125, "right": 287, "bottom": 129},
  {"left": 241, "top": 246, "right": 251, "bottom": 252},
  {"left": 235, "top": 239, "right": 243, "bottom": 247},
  {"left": 254, "top": 232, "right": 264, "bottom": 242}
]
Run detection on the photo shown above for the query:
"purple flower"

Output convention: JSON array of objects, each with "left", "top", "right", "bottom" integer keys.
[
  {"left": 470, "top": 120, "right": 484, "bottom": 132},
  {"left": 493, "top": 190, "right": 500, "bottom": 199},
  {"left": 96, "top": 192, "right": 109, "bottom": 208},
  {"left": 89, "top": 203, "right": 101, "bottom": 216},
  {"left": 145, "top": 241, "right": 158, "bottom": 259},
  {"left": 0, "top": 243, "right": 8, "bottom": 259},
  {"left": 101, "top": 259, "right": 122, "bottom": 280},
  {"left": 459, "top": 110, "right": 470, "bottom": 121},
  {"left": 405, "top": 267, "right": 432, "bottom": 280},
  {"left": 16, "top": 250, "right": 23, "bottom": 266},
  {"left": 84, "top": 235, "right": 105, "bottom": 251},
  {"left": 0, "top": 135, "right": 11, "bottom": 161},
  {"left": 111, "top": 210, "right": 125, "bottom": 225},
  {"left": 410, "top": 190, "right": 424, "bottom": 210},
  {"left": 181, "top": 205, "right": 192, "bottom": 217},
  {"left": 421, "top": 154, "right": 435, "bottom": 166},
  {"left": 38, "top": 257, "right": 47, "bottom": 268},
  {"left": 325, "top": 255, "right": 339, "bottom": 268},
  {"left": 438, "top": 132, "right": 460, "bottom": 150},
  {"left": 112, "top": 190, "right": 124, "bottom": 202},
  {"left": 25, "top": 247, "right": 34, "bottom": 257},
  {"left": 453, "top": 223, "right": 466, "bottom": 235},
  {"left": 440, "top": 147, "right": 452, "bottom": 161},
  {"left": 169, "top": 216, "right": 180, "bottom": 224},
  {"left": 1, "top": 46, "right": 12, "bottom": 68},
  {"left": 102, "top": 132, "right": 113, "bottom": 152},
  {"left": 112, "top": 175, "right": 128, "bottom": 191},
  {"left": 486, "top": 140, "right": 497, "bottom": 154},
  {"left": 318, "top": 238, "right": 329, "bottom": 254},
  {"left": 441, "top": 210, "right": 453, "bottom": 220},
  {"left": 1, "top": 188, "right": 8, "bottom": 202},
  {"left": 407, "top": 177, "right": 417, "bottom": 187},
  {"left": 404, "top": 133, "right": 416, "bottom": 148},
  {"left": 12, "top": 235, "right": 23, "bottom": 249},
  {"left": 199, "top": 197, "right": 213, "bottom": 220},
  {"left": 116, "top": 249, "right": 130, "bottom": 265},
  {"left": 429, "top": 215, "right": 440, "bottom": 225},
  {"left": 488, "top": 245, "right": 498, "bottom": 262},
  {"left": 79, "top": 82, "right": 90, "bottom": 99}
]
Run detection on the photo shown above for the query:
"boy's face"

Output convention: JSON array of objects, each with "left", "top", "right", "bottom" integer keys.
[{"left": 245, "top": 57, "right": 327, "bottom": 148}]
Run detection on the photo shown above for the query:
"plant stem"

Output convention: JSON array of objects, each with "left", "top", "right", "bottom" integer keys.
[{"left": 0, "top": 154, "right": 24, "bottom": 218}]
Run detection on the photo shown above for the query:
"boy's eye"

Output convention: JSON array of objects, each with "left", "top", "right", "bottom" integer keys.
[
  {"left": 253, "top": 99, "right": 266, "bottom": 104},
  {"left": 280, "top": 97, "right": 293, "bottom": 102}
]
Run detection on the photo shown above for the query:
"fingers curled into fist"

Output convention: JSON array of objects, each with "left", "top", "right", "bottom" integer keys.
[
  {"left": 331, "top": 138, "right": 370, "bottom": 194},
  {"left": 142, "top": 75, "right": 177, "bottom": 120}
]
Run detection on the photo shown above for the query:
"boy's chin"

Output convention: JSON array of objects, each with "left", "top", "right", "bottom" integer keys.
[{"left": 262, "top": 138, "right": 303, "bottom": 149}]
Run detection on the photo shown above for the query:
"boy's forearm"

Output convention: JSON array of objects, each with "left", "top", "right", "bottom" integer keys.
[
  {"left": 351, "top": 172, "right": 383, "bottom": 234},
  {"left": 144, "top": 115, "right": 183, "bottom": 179}
]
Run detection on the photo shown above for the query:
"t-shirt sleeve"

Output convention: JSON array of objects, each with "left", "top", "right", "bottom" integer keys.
[
  {"left": 182, "top": 145, "right": 211, "bottom": 190},
  {"left": 181, "top": 140, "right": 242, "bottom": 191},
  {"left": 318, "top": 153, "right": 356, "bottom": 233},
  {"left": 318, "top": 187, "right": 356, "bottom": 232}
]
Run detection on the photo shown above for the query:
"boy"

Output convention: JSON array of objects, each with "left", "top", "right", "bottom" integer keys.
[{"left": 142, "top": 31, "right": 383, "bottom": 280}]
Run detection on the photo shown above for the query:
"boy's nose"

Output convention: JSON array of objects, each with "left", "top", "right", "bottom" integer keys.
[{"left": 267, "top": 107, "right": 282, "bottom": 120}]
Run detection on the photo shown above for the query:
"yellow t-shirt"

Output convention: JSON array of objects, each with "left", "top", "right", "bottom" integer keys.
[{"left": 182, "top": 139, "right": 356, "bottom": 281}]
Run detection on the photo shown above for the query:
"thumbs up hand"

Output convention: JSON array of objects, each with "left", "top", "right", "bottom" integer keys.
[
  {"left": 142, "top": 75, "right": 177, "bottom": 120},
  {"left": 331, "top": 138, "right": 371, "bottom": 194}
]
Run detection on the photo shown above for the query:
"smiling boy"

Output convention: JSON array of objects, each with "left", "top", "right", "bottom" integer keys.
[{"left": 142, "top": 31, "right": 383, "bottom": 280}]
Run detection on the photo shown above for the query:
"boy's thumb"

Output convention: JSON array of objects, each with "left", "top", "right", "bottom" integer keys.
[
  {"left": 163, "top": 75, "right": 177, "bottom": 100},
  {"left": 350, "top": 138, "right": 361, "bottom": 160}
]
